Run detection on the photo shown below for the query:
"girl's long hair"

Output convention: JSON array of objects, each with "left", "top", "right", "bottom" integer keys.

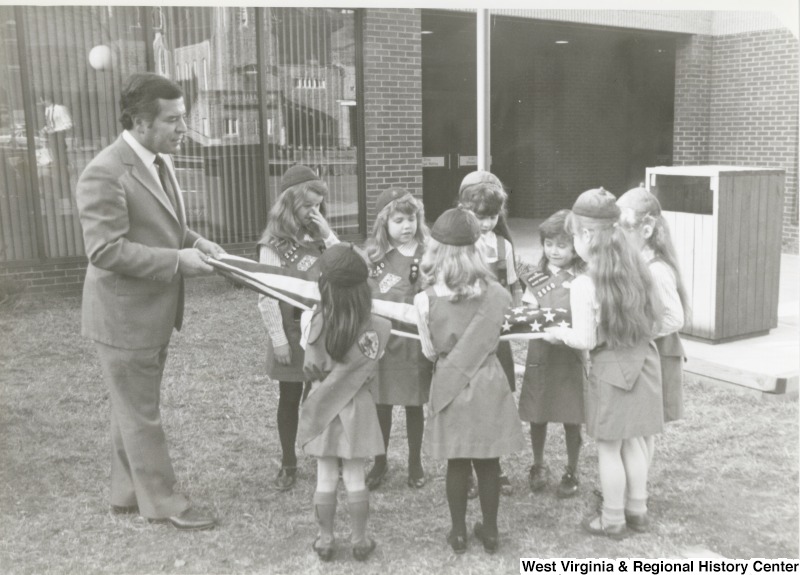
[
  {"left": 566, "top": 212, "right": 661, "bottom": 348},
  {"left": 458, "top": 172, "right": 514, "bottom": 245},
  {"left": 419, "top": 239, "right": 495, "bottom": 302},
  {"left": 628, "top": 211, "right": 691, "bottom": 319},
  {"left": 315, "top": 275, "right": 372, "bottom": 362},
  {"left": 536, "top": 209, "right": 585, "bottom": 274},
  {"left": 258, "top": 179, "right": 329, "bottom": 249},
  {"left": 364, "top": 194, "right": 430, "bottom": 263}
]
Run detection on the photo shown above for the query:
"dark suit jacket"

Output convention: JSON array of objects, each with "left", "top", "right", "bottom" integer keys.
[{"left": 77, "top": 135, "right": 200, "bottom": 349}]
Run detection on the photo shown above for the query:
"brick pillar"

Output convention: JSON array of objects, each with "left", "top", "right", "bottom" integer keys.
[
  {"left": 673, "top": 34, "right": 713, "bottom": 165},
  {"left": 362, "top": 9, "right": 423, "bottom": 227}
]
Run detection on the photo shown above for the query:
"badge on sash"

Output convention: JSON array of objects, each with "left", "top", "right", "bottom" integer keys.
[
  {"left": 378, "top": 273, "right": 401, "bottom": 294},
  {"left": 296, "top": 254, "right": 317, "bottom": 271},
  {"left": 358, "top": 330, "right": 380, "bottom": 360}
]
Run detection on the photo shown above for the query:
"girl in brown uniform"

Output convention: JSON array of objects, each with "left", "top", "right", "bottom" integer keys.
[
  {"left": 519, "top": 209, "right": 586, "bottom": 498},
  {"left": 414, "top": 207, "right": 525, "bottom": 554},
  {"left": 618, "top": 187, "right": 689, "bottom": 491},
  {"left": 256, "top": 165, "right": 339, "bottom": 491},
  {"left": 544, "top": 188, "right": 663, "bottom": 539},
  {"left": 297, "top": 244, "right": 391, "bottom": 562},
  {"left": 458, "top": 170, "right": 521, "bottom": 497},
  {"left": 363, "top": 188, "right": 433, "bottom": 490}
]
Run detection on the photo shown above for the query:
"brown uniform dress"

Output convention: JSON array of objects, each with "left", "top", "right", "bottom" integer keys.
[
  {"left": 584, "top": 340, "right": 664, "bottom": 440},
  {"left": 519, "top": 267, "right": 585, "bottom": 424},
  {"left": 258, "top": 237, "right": 326, "bottom": 382},
  {"left": 368, "top": 244, "right": 433, "bottom": 406},
  {"left": 650, "top": 257, "right": 686, "bottom": 423},
  {"left": 298, "top": 313, "right": 392, "bottom": 459},
  {"left": 422, "top": 281, "right": 526, "bottom": 459}
]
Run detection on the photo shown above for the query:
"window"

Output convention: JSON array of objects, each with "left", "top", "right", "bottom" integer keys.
[{"left": 224, "top": 118, "right": 239, "bottom": 136}]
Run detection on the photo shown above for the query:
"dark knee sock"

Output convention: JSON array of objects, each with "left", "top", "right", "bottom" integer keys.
[
  {"left": 530, "top": 422, "right": 547, "bottom": 465},
  {"left": 473, "top": 458, "right": 500, "bottom": 534},
  {"left": 277, "top": 381, "right": 303, "bottom": 468},
  {"left": 373, "top": 404, "right": 392, "bottom": 468},
  {"left": 405, "top": 406, "right": 424, "bottom": 472},
  {"left": 564, "top": 424, "right": 582, "bottom": 472},
  {"left": 446, "top": 459, "right": 471, "bottom": 535}
]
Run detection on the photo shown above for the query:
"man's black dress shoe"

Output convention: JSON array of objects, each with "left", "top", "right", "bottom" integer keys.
[
  {"left": 150, "top": 508, "right": 216, "bottom": 531},
  {"left": 111, "top": 504, "right": 139, "bottom": 515}
]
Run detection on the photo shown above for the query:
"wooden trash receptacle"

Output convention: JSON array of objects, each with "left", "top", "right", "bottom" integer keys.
[{"left": 645, "top": 165, "right": 784, "bottom": 343}]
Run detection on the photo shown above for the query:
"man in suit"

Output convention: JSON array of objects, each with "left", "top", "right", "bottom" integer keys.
[{"left": 76, "top": 72, "right": 224, "bottom": 531}]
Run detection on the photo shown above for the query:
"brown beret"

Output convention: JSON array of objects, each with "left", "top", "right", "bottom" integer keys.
[
  {"left": 318, "top": 243, "right": 368, "bottom": 287},
  {"left": 375, "top": 187, "right": 412, "bottom": 215},
  {"left": 617, "top": 186, "right": 662, "bottom": 215},
  {"left": 280, "top": 165, "right": 320, "bottom": 193},
  {"left": 572, "top": 187, "right": 620, "bottom": 221},
  {"left": 431, "top": 207, "right": 481, "bottom": 246}
]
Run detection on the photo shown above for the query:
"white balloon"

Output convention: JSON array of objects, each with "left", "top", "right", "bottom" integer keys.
[{"left": 89, "top": 45, "right": 112, "bottom": 70}]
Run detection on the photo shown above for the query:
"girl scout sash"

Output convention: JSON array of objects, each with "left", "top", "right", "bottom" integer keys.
[
  {"left": 429, "top": 282, "right": 510, "bottom": 415},
  {"left": 297, "top": 314, "right": 391, "bottom": 447}
]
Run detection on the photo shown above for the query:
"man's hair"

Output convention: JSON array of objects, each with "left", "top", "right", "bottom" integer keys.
[{"left": 119, "top": 73, "right": 183, "bottom": 130}]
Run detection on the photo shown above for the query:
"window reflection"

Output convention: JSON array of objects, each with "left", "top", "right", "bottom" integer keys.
[{"left": 0, "top": 6, "right": 360, "bottom": 262}]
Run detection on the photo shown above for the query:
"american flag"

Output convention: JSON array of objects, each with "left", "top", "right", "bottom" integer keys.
[
  {"left": 210, "top": 255, "right": 569, "bottom": 341},
  {"left": 499, "top": 305, "right": 571, "bottom": 340}
]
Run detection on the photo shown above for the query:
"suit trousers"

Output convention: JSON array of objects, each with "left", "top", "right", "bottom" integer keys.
[{"left": 95, "top": 341, "right": 189, "bottom": 519}]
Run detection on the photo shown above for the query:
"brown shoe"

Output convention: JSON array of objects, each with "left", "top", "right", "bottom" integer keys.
[
  {"left": 625, "top": 512, "right": 650, "bottom": 533},
  {"left": 312, "top": 537, "right": 335, "bottom": 562},
  {"left": 580, "top": 515, "right": 627, "bottom": 540},
  {"left": 352, "top": 538, "right": 376, "bottom": 561},
  {"left": 273, "top": 467, "right": 297, "bottom": 491},
  {"left": 528, "top": 463, "right": 550, "bottom": 492},
  {"left": 151, "top": 508, "right": 216, "bottom": 531},
  {"left": 110, "top": 504, "right": 139, "bottom": 515}
]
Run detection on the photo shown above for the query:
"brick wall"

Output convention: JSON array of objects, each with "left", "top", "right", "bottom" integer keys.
[
  {"left": 362, "top": 8, "right": 423, "bottom": 226},
  {"left": 709, "top": 29, "right": 799, "bottom": 253},
  {"left": 674, "top": 29, "right": 799, "bottom": 252},
  {"left": 0, "top": 259, "right": 87, "bottom": 297}
]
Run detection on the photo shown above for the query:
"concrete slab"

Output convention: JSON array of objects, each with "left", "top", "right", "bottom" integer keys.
[{"left": 507, "top": 218, "right": 799, "bottom": 396}]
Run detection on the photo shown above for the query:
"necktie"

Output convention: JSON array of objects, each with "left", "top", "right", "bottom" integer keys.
[{"left": 153, "top": 155, "right": 178, "bottom": 214}]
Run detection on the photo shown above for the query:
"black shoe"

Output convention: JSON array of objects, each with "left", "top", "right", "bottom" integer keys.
[
  {"left": 556, "top": 468, "right": 579, "bottom": 499},
  {"left": 473, "top": 521, "right": 498, "bottom": 554},
  {"left": 312, "top": 537, "right": 335, "bottom": 562},
  {"left": 273, "top": 467, "right": 297, "bottom": 491},
  {"left": 498, "top": 473, "right": 514, "bottom": 496},
  {"left": 110, "top": 504, "right": 139, "bottom": 515},
  {"left": 366, "top": 464, "right": 388, "bottom": 491},
  {"left": 528, "top": 463, "right": 549, "bottom": 492},
  {"left": 447, "top": 530, "right": 467, "bottom": 554},
  {"left": 466, "top": 474, "right": 478, "bottom": 499},
  {"left": 352, "top": 538, "right": 376, "bottom": 561},
  {"left": 150, "top": 508, "right": 216, "bottom": 531}
]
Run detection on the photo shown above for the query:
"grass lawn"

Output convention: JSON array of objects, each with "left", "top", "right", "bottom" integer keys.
[{"left": 1, "top": 277, "right": 797, "bottom": 574}]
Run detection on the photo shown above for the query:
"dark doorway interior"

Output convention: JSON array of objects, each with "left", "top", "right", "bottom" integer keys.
[
  {"left": 421, "top": 11, "right": 678, "bottom": 220},
  {"left": 421, "top": 11, "right": 476, "bottom": 223}
]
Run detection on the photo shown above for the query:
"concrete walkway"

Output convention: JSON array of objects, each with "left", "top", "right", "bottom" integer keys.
[{"left": 508, "top": 218, "right": 799, "bottom": 397}]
